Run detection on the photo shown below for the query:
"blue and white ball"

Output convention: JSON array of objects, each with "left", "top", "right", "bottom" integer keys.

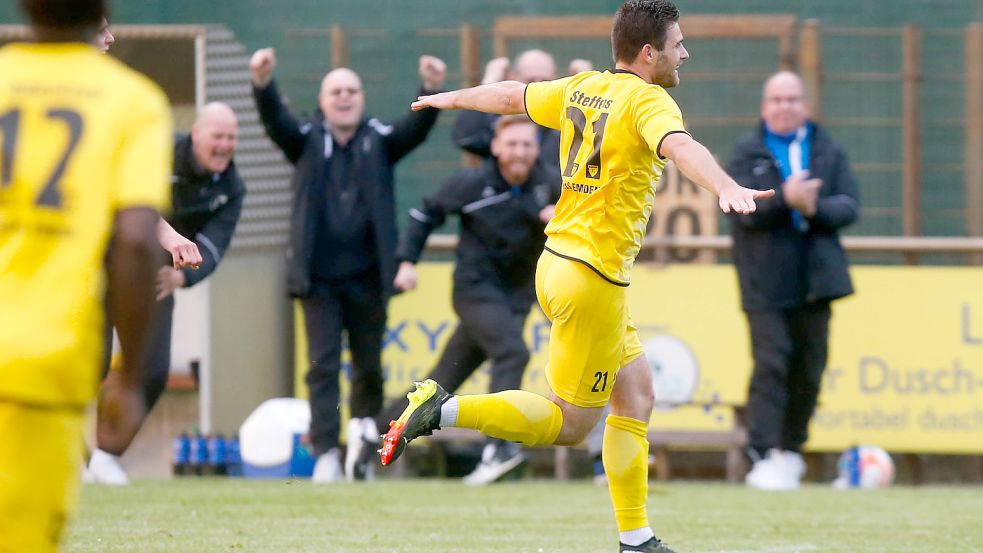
[{"left": 832, "top": 445, "right": 895, "bottom": 489}]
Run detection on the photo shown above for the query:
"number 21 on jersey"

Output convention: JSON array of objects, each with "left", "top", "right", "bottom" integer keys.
[{"left": 562, "top": 105, "right": 609, "bottom": 180}]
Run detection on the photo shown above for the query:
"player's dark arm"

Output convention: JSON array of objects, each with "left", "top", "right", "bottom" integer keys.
[
  {"left": 660, "top": 132, "right": 773, "bottom": 215},
  {"left": 396, "top": 169, "right": 472, "bottom": 263},
  {"left": 724, "top": 153, "right": 790, "bottom": 230},
  {"left": 451, "top": 110, "right": 496, "bottom": 156},
  {"left": 383, "top": 86, "right": 442, "bottom": 163},
  {"left": 101, "top": 207, "right": 160, "bottom": 454},
  {"left": 252, "top": 79, "right": 307, "bottom": 164},
  {"left": 808, "top": 148, "right": 860, "bottom": 231},
  {"left": 180, "top": 177, "right": 246, "bottom": 287},
  {"left": 411, "top": 81, "right": 526, "bottom": 114}
]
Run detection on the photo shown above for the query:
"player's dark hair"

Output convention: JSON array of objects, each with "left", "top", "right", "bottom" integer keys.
[
  {"left": 612, "top": 0, "right": 680, "bottom": 62},
  {"left": 19, "top": 0, "right": 107, "bottom": 29}
]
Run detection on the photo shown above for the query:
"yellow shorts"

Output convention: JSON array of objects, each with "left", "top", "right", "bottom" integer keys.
[
  {"left": 535, "top": 250, "right": 643, "bottom": 408},
  {"left": 0, "top": 402, "right": 84, "bottom": 553}
]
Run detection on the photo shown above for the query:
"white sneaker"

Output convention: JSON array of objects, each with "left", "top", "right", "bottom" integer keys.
[
  {"left": 344, "top": 417, "right": 377, "bottom": 482},
  {"left": 312, "top": 448, "right": 343, "bottom": 483},
  {"left": 463, "top": 440, "right": 525, "bottom": 486},
  {"left": 745, "top": 448, "right": 797, "bottom": 491},
  {"left": 782, "top": 450, "right": 806, "bottom": 484},
  {"left": 87, "top": 449, "right": 130, "bottom": 486}
]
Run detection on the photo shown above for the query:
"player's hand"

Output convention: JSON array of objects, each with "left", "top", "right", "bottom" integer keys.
[
  {"left": 568, "top": 58, "right": 593, "bottom": 75},
  {"left": 393, "top": 261, "right": 418, "bottom": 292},
  {"left": 718, "top": 182, "right": 775, "bottom": 214},
  {"left": 157, "top": 223, "right": 201, "bottom": 269},
  {"left": 411, "top": 91, "right": 458, "bottom": 111},
  {"left": 782, "top": 171, "right": 822, "bottom": 216},
  {"left": 539, "top": 204, "right": 556, "bottom": 223},
  {"left": 419, "top": 55, "right": 447, "bottom": 92},
  {"left": 250, "top": 48, "right": 277, "bottom": 88},
  {"left": 156, "top": 266, "right": 186, "bottom": 301},
  {"left": 96, "top": 370, "right": 146, "bottom": 456},
  {"left": 482, "top": 57, "right": 511, "bottom": 84}
]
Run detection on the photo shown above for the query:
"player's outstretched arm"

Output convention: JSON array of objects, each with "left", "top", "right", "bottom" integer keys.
[
  {"left": 411, "top": 80, "right": 526, "bottom": 114},
  {"left": 659, "top": 132, "right": 774, "bottom": 214}
]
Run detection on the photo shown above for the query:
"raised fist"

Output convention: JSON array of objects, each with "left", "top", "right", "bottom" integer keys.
[
  {"left": 419, "top": 55, "right": 447, "bottom": 92},
  {"left": 482, "top": 57, "right": 511, "bottom": 84},
  {"left": 249, "top": 48, "right": 277, "bottom": 88},
  {"left": 568, "top": 58, "right": 594, "bottom": 75}
]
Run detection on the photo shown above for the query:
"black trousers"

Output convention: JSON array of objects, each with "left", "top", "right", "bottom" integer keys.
[
  {"left": 302, "top": 273, "right": 387, "bottom": 455},
  {"left": 102, "top": 294, "right": 174, "bottom": 413},
  {"left": 744, "top": 301, "right": 831, "bottom": 455},
  {"left": 377, "top": 297, "right": 531, "bottom": 428}
]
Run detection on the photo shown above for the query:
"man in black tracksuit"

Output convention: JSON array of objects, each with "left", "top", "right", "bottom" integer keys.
[
  {"left": 727, "top": 72, "right": 859, "bottom": 490},
  {"left": 249, "top": 48, "right": 446, "bottom": 482},
  {"left": 88, "top": 103, "right": 246, "bottom": 484},
  {"left": 378, "top": 115, "right": 561, "bottom": 485}
]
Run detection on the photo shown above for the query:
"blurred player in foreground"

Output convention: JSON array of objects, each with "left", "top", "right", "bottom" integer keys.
[
  {"left": 0, "top": 0, "right": 171, "bottom": 550},
  {"left": 381, "top": 1, "right": 772, "bottom": 551}
]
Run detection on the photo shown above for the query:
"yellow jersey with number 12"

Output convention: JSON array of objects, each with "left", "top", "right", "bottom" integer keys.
[
  {"left": 0, "top": 42, "right": 171, "bottom": 409},
  {"left": 524, "top": 69, "right": 687, "bottom": 285}
]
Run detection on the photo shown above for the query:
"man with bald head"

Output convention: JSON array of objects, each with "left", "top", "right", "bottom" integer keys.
[
  {"left": 250, "top": 48, "right": 446, "bottom": 482},
  {"left": 87, "top": 102, "right": 246, "bottom": 484},
  {"left": 453, "top": 49, "right": 593, "bottom": 163},
  {"left": 727, "top": 71, "right": 860, "bottom": 490}
]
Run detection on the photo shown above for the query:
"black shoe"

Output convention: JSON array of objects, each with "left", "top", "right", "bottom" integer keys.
[
  {"left": 619, "top": 537, "right": 677, "bottom": 553},
  {"left": 379, "top": 380, "right": 450, "bottom": 466}
]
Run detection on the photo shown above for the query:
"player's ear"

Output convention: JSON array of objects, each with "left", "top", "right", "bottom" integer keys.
[{"left": 641, "top": 44, "right": 656, "bottom": 64}]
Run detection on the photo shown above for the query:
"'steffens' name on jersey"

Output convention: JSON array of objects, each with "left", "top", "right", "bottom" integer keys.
[{"left": 569, "top": 91, "right": 614, "bottom": 110}]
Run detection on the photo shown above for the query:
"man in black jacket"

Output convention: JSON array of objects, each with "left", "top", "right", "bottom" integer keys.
[
  {"left": 88, "top": 102, "right": 246, "bottom": 484},
  {"left": 378, "top": 114, "right": 560, "bottom": 484},
  {"left": 726, "top": 71, "right": 860, "bottom": 490},
  {"left": 249, "top": 48, "right": 446, "bottom": 482}
]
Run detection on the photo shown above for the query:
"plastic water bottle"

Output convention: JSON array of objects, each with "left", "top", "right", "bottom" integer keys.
[
  {"left": 289, "top": 433, "right": 315, "bottom": 478},
  {"left": 207, "top": 434, "right": 227, "bottom": 476},
  {"left": 189, "top": 430, "right": 209, "bottom": 476},
  {"left": 172, "top": 433, "right": 191, "bottom": 476},
  {"left": 225, "top": 435, "right": 243, "bottom": 477}
]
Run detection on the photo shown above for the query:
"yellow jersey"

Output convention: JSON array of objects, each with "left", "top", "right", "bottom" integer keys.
[
  {"left": 0, "top": 43, "right": 171, "bottom": 409},
  {"left": 525, "top": 69, "right": 687, "bottom": 285}
]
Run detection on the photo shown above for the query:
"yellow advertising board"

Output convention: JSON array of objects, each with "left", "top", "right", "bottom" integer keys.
[{"left": 295, "top": 264, "right": 983, "bottom": 454}]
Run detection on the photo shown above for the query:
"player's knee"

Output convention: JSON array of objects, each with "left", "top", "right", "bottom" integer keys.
[
  {"left": 553, "top": 408, "right": 598, "bottom": 446},
  {"left": 612, "top": 385, "right": 654, "bottom": 421},
  {"left": 553, "top": 422, "right": 591, "bottom": 446}
]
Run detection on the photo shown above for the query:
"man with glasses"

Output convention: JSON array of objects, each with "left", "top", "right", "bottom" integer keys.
[
  {"left": 250, "top": 48, "right": 446, "bottom": 482},
  {"left": 727, "top": 71, "right": 859, "bottom": 490}
]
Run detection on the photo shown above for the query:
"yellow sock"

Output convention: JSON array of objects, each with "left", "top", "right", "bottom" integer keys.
[
  {"left": 604, "top": 414, "right": 650, "bottom": 532},
  {"left": 455, "top": 391, "right": 563, "bottom": 446}
]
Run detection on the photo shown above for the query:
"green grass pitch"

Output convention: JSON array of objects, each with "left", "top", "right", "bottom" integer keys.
[{"left": 68, "top": 479, "right": 982, "bottom": 552}]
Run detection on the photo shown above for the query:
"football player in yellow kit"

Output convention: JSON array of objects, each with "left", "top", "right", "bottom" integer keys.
[
  {"left": 0, "top": 0, "right": 172, "bottom": 550},
  {"left": 382, "top": 2, "right": 773, "bottom": 552}
]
